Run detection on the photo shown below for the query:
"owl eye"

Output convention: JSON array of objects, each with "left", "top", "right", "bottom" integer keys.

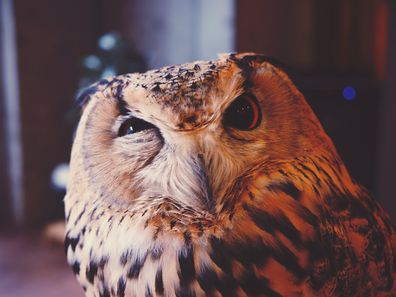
[
  {"left": 223, "top": 93, "right": 262, "bottom": 130},
  {"left": 118, "top": 118, "right": 156, "bottom": 137}
]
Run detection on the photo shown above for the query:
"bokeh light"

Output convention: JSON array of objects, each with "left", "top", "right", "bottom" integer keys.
[
  {"left": 342, "top": 86, "right": 357, "bottom": 101},
  {"left": 51, "top": 163, "right": 69, "bottom": 191}
]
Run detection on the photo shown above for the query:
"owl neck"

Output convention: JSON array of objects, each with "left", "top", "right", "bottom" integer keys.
[{"left": 279, "top": 153, "right": 358, "bottom": 198}]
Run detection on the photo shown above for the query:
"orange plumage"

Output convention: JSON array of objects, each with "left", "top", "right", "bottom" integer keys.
[{"left": 65, "top": 53, "right": 396, "bottom": 297}]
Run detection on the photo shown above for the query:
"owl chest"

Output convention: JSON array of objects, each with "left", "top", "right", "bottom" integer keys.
[{"left": 66, "top": 212, "right": 205, "bottom": 297}]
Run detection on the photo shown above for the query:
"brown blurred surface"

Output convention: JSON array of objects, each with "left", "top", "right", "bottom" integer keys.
[
  {"left": 0, "top": 232, "right": 83, "bottom": 297},
  {"left": 12, "top": 0, "right": 98, "bottom": 226}
]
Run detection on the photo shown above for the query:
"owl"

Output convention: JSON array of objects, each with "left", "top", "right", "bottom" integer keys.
[{"left": 64, "top": 53, "right": 396, "bottom": 297}]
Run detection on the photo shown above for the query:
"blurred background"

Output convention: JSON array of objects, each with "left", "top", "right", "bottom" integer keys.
[{"left": 0, "top": 0, "right": 395, "bottom": 296}]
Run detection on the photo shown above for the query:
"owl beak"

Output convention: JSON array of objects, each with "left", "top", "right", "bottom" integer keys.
[{"left": 197, "top": 154, "right": 215, "bottom": 212}]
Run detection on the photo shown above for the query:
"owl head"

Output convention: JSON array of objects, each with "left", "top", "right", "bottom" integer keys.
[{"left": 67, "top": 53, "right": 333, "bottom": 216}]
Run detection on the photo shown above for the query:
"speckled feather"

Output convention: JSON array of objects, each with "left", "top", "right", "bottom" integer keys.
[{"left": 65, "top": 53, "right": 396, "bottom": 297}]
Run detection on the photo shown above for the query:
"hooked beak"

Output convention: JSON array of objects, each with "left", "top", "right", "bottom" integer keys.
[{"left": 196, "top": 153, "right": 215, "bottom": 212}]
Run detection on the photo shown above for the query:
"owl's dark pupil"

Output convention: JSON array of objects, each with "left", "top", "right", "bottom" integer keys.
[
  {"left": 223, "top": 94, "right": 261, "bottom": 130},
  {"left": 118, "top": 118, "right": 156, "bottom": 137}
]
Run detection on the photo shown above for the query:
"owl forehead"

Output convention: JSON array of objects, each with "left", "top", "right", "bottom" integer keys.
[
  {"left": 134, "top": 59, "right": 225, "bottom": 101},
  {"left": 81, "top": 54, "right": 281, "bottom": 130},
  {"left": 113, "top": 57, "right": 242, "bottom": 130}
]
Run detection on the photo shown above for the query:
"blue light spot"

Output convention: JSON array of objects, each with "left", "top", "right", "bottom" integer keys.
[
  {"left": 101, "top": 67, "right": 116, "bottom": 78},
  {"left": 84, "top": 55, "right": 102, "bottom": 70},
  {"left": 98, "top": 33, "right": 117, "bottom": 51},
  {"left": 51, "top": 163, "right": 69, "bottom": 191},
  {"left": 342, "top": 86, "right": 356, "bottom": 101}
]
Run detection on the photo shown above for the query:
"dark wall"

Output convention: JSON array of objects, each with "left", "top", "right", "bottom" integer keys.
[
  {"left": 13, "top": 0, "right": 98, "bottom": 225},
  {"left": 377, "top": 0, "right": 396, "bottom": 217},
  {"left": 236, "top": 0, "right": 378, "bottom": 73},
  {"left": 236, "top": 0, "right": 315, "bottom": 70}
]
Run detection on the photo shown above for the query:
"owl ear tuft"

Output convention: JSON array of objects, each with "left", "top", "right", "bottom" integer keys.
[
  {"left": 75, "top": 86, "right": 97, "bottom": 112},
  {"left": 75, "top": 78, "right": 111, "bottom": 112},
  {"left": 230, "top": 53, "right": 292, "bottom": 76}
]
